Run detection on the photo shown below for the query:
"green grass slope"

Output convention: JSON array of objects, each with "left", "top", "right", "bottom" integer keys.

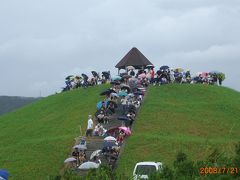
[
  {"left": 117, "top": 84, "right": 240, "bottom": 176},
  {"left": 0, "top": 85, "right": 109, "bottom": 180}
]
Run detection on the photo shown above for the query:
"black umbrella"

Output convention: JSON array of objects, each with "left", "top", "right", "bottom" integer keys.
[
  {"left": 160, "top": 65, "right": 169, "bottom": 70},
  {"left": 121, "top": 86, "right": 131, "bottom": 93},
  {"left": 91, "top": 71, "right": 98, "bottom": 77},
  {"left": 65, "top": 75, "right": 74, "bottom": 80},
  {"left": 102, "top": 71, "right": 110, "bottom": 79},
  {"left": 82, "top": 73, "right": 88, "bottom": 80},
  {"left": 100, "top": 90, "right": 112, "bottom": 96}
]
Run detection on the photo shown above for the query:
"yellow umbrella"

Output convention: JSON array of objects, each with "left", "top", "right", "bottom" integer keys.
[{"left": 175, "top": 68, "right": 184, "bottom": 73}]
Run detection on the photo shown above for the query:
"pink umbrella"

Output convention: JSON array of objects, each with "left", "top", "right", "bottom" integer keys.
[
  {"left": 138, "top": 73, "right": 146, "bottom": 79},
  {"left": 200, "top": 72, "right": 208, "bottom": 77},
  {"left": 118, "top": 127, "right": 132, "bottom": 136}
]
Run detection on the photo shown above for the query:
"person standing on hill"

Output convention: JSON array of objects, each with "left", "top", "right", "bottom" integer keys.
[{"left": 86, "top": 115, "right": 93, "bottom": 137}]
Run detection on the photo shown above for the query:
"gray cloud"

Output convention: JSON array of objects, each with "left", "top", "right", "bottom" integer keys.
[{"left": 0, "top": 0, "right": 240, "bottom": 96}]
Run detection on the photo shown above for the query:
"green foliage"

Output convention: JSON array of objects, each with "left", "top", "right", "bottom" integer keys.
[
  {"left": 217, "top": 73, "right": 226, "bottom": 81},
  {"left": 48, "top": 166, "right": 130, "bottom": 180}
]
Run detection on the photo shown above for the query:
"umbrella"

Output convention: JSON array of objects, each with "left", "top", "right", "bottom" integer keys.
[
  {"left": 146, "top": 65, "right": 154, "bottom": 68},
  {"left": 65, "top": 75, "right": 74, "bottom": 80},
  {"left": 121, "top": 86, "right": 131, "bottom": 93},
  {"left": 106, "top": 127, "right": 119, "bottom": 135},
  {"left": 91, "top": 71, "right": 98, "bottom": 77},
  {"left": 138, "top": 73, "right": 146, "bottom": 79},
  {"left": 82, "top": 73, "right": 88, "bottom": 79},
  {"left": 196, "top": 72, "right": 202, "bottom": 76},
  {"left": 119, "top": 126, "right": 132, "bottom": 136},
  {"left": 200, "top": 72, "right": 208, "bottom": 77},
  {"left": 100, "top": 90, "right": 111, "bottom": 96},
  {"left": 126, "top": 66, "right": 135, "bottom": 70},
  {"left": 96, "top": 100, "right": 108, "bottom": 109},
  {"left": 0, "top": 170, "right": 9, "bottom": 180},
  {"left": 175, "top": 68, "right": 184, "bottom": 73},
  {"left": 111, "top": 93, "right": 119, "bottom": 97},
  {"left": 104, "top": 136, "right": 117, "bottom": 142},
  {"left": 112, "top": 76, "right": 122, "bottom": 81},
  {"left": 160, "top": 65, "right": 169, "bottom": 70},
  {"left": 117, "top": 116, "right": 129, "bottom": 122},
  {"left": 73, "top": 145, "right": 87, "bottom": 150},
  {"left": 102, "top": 141, "right": 117, "bottom": 149},
  {"left": 127, "top": 93, "right": 134, "bottom": 98},
  {"left": 118, "top": 91, "right": 128, "bottom": 97},
  {"left": 90, "top": 150, "right": 102, "bottom": 160},
  {"left": 78, "top": 162, "right": 99, "bottom": 170},
  {"left": 64, "top": 157, "right": 77, "bottom": 163}
]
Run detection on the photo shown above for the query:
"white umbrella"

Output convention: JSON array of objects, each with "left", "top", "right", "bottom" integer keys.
[
  {"left": 111, "top": 93, "right": 119, "bottom": 97},
  {"left": 126, "top": 66, "right": 135, "bottom": 70},
  {"left": 73, "top": 144, "right": 87, "bottom": 150},
  {"left": 64, "top": 157, "right": 77, "bottom": 163},
  {"left": 104, "top": 136, "right": 117, "bottom": 142},
  {"left": 90, "top": 149, "right": 102, "bottom": 160},
  {"left": 78, "top": 161, "right": 99, "bottom": 170}
]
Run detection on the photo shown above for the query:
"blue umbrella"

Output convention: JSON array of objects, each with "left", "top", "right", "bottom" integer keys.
[
  {"left": 117, "top": 116, "right": 129, "bottom": 122},
  {"left": 112, "top": 76, "right": 122, "bottom": 81},
  {"left": 0, "top": 169, "right": 9, "bottom": 180},
  {"left": 118, "top": 91, "right": 128, "bottom": 97},
  {"left": 96, "top": 100, "right": 108, "bottom": 109}
]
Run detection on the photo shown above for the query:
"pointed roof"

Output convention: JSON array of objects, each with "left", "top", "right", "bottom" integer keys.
[{"left": 115, "top": 47, "right": 153, "bottom": 69}]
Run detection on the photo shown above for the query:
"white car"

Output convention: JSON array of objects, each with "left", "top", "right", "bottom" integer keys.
[{"left": 133, "top": 161, "right": 163, "bottom": 179}]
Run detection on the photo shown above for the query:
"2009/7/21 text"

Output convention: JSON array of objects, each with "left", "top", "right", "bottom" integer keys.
[{"left": 199, "top": 167, "right": 239, "bottom": 175}]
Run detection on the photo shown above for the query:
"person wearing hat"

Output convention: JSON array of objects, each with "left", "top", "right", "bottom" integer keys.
[{"left": 86, "top": 115, "right": 93, "bottom": 137}]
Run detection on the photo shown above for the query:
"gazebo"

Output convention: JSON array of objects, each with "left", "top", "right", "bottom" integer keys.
[{"left": 115, "top": 47, "right": 153, "bottom": 73}]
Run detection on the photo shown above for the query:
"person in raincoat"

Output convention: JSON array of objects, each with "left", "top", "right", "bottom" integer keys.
[{"left": 86, "top": 115, "right": 94, "bottom": 137}]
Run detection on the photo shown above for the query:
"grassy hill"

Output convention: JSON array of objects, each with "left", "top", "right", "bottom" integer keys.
[
  {"left": 117, "top": 84, "right": 240, "bottom": 177},
  {"left": 0, "top": 96, "right": 41, "bottom": 116},
  {"left": 0, "top": 85, "right": 109, "bottom": 180}
]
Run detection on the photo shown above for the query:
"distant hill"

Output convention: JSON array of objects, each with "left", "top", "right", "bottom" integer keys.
[{"left": 0, "top": 96, "right": 41, "bottom": 116}]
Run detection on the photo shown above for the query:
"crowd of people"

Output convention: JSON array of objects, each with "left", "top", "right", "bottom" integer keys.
[
  {"left": 62, "top": 65, "right": 225, "bottom": 93},
  {"left": 63, "top": 65, "right": 225, "bottom": 172},
  {"left": 64, "top": 71, "right": 146, "bottom": 170},
  {"left": 122, "top": 65, "right": 225, "bottom": 86},
  {"left": 62, "top": 71, "right": 111, "bottom": 91}
]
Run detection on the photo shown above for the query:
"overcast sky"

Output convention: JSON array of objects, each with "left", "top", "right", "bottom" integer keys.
[{"left": 0, "top": 0, "right": 240, "bottom": 97}]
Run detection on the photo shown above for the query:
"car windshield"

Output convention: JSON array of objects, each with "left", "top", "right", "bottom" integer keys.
[{"left": 135, "top": 165, "right": 156, "bottom": 175}]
